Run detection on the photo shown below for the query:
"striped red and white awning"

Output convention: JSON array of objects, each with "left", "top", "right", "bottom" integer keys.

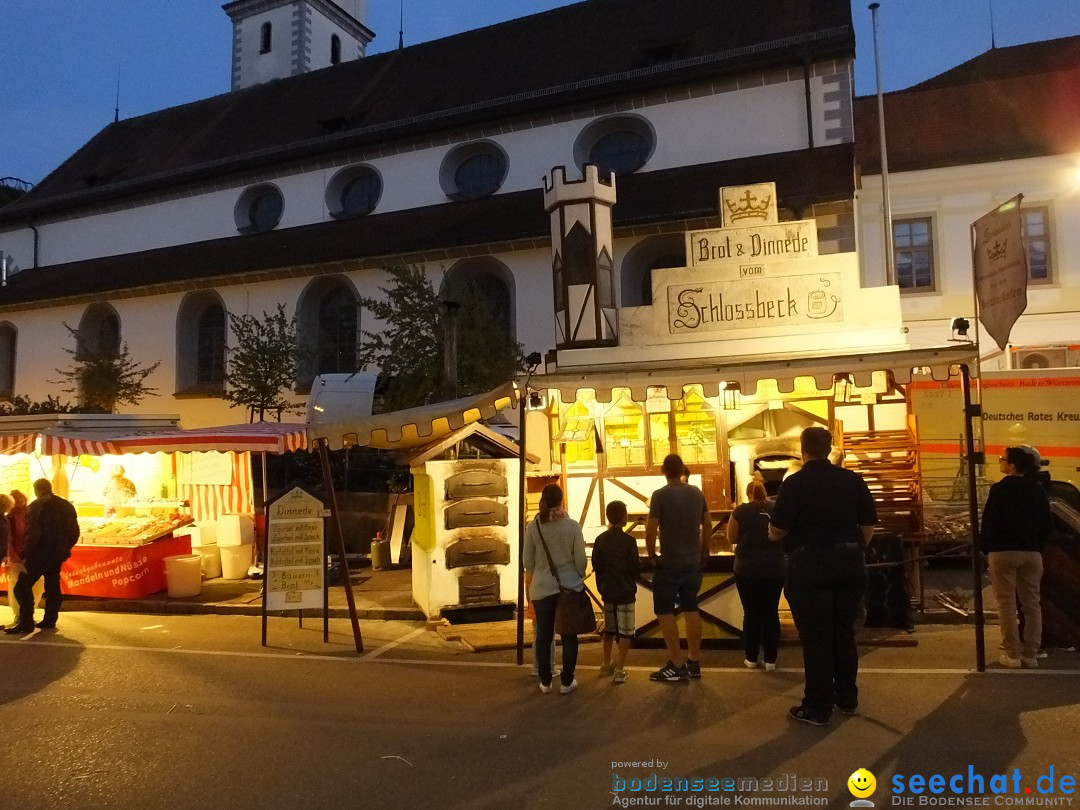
[
  {"left": 0, "top": 431, "right": 119, "bottom": 456},
  {"left": 107, "top": 422, "right": 307, "bottom": 455}
]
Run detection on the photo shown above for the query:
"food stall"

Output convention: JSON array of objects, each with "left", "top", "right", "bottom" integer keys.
[
  {"left": 521, "top": 172, "right": 981, "bottom": 643},
  {"left": 0, "top": 416, "right": 307, "bottom": 598}
]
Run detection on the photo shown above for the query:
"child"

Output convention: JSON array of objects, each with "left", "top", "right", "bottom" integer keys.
[{"left": 592, "top": 500, "right": 640, "bottom": 683}]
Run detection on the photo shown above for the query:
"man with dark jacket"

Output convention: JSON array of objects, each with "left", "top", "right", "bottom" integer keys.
[
  {"left": 5, "top": 478, "right": 80, "bottom": 635},
  {"left": 769, "top": 428, "right": 877, "bottom": 726}
]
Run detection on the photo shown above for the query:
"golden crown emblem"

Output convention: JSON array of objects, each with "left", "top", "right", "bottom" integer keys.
[{"left": 724, "top": 189, "right": 772, "bottom": 222}]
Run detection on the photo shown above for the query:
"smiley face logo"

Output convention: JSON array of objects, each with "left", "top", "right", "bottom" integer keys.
[{"left": 847, "top": 769, "right": 877, "bottom": 799}]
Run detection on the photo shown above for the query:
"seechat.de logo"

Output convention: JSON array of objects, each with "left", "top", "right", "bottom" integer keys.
[{"left": 849, "top": 768, "right": 877, "bottom": 808}]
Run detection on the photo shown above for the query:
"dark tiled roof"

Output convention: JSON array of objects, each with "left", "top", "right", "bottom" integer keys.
[
  {"left": 1, "top": 0, "right": 852, "bottom": 222},
  {"left": 0, "top": 144, "right": 853, "bottom": 307},
  {"left": 855, "top": 36, "right": 1080, "bottom": 174}
]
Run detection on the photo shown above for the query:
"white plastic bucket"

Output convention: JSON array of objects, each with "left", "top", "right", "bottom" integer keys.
[
  {"left": 164, "top": 554, "right": 203, "bottom": 598},
  {"left": 220, "top": 542, "right": 254, "bottom": 579},
  {"left": 216, "top": 514, "right": 255, "bottom": 547},
  {"left": 192, "top": 542, "right": 222, "bottom": 579}
]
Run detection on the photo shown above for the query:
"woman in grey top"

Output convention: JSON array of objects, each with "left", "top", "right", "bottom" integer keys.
[{"left": 523, "top": 483, "right": 587, "bottom": 694}]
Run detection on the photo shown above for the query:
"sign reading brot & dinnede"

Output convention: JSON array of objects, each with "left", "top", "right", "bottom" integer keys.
[{"left": 265, "top": 486, "right": 325, "bottom": 612}]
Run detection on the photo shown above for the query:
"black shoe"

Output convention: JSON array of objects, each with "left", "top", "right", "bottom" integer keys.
[
  {"left": 649, "top": 661, "right": 689, "bottom": 683},
  {"left": 35, "top": 621, "right": 57, "bottom": 630},
  {"left": 788, "top": 706, "right": 829, "bottom": 726},
  {"left": 3, "top": 625, "right": 34, "bottom": 635},
  {"left": 836, "top": 703, "right": 859, "bottom": 716},
  {"left": 685, "top": 659, "right": 701, "bottom": 679}
]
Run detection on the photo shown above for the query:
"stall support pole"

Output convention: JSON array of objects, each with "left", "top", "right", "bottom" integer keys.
[
  {"left": 516, "top": 384, "right": 527, "bottom": 667},
  {"left": 317, "top": 437, "right": 364, "bottom": 654},
  {"left": 961, "top": 364, "right": 986, "bottom": 672}
]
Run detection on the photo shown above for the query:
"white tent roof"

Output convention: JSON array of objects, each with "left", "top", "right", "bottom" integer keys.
[
  {"left": 308, "top": 383, "right": 520, "bottom": 451},
  {"left": 532, "top": 344, "right": 978, "bottom": 402}
]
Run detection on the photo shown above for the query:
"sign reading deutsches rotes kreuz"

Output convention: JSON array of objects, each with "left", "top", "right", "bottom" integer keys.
[{"left": 668, "top": 273, "right": 843, "bottom": 334}]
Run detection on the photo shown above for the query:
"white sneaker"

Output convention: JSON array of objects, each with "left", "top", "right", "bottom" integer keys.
[
  {"left": 538, "top": 681, "right": 552, "bottom": 694},
  {"left": 1020, "top": 657, "right": 1038, "bottom": 669},
  {"left": 560, "top": 679, "right": 579, "bottom": 695},
  {"left": 744, "top": 659, "right": 760, "bottom": 669},
  {"left": 998, "top": 654, "right": 1022, "bottom": 669},
  {"left": 764, "top": 662, "right": 777, "bottom": 671}
]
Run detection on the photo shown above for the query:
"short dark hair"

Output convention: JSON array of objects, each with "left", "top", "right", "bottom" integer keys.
[
  {"left": 661, "top": 453, "right": 685, "bottom": 479},
  {"left": 801, "top": 427, "right": 832, "bottom": 459},
  {"left": 606, "top": 500, "right": 628, "bottom": 526},
  {"left": 1004, "top": 446, "right": 1039, "bottom": 475}
]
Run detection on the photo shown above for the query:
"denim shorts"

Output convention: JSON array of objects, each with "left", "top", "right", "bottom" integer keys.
[{"left": 652, "top": 563, "right": 702, "bottom": 615}]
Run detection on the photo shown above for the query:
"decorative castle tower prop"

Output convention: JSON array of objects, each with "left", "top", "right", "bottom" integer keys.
[{"left": 543, "top": 165, "right": 619, "bottom": 350}]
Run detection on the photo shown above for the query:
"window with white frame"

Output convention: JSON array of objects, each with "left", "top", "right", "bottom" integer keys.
[
  {"left": 892, "top": 217, "right": 935, "bottom": 291},
  {"left": 1021, "top": 206, "right": 1052, "bottom": 283}
]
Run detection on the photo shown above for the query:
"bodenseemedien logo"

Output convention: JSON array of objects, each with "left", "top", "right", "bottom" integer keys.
[{"left": 848, "top": 768, "right": 877, "bottom": 808}]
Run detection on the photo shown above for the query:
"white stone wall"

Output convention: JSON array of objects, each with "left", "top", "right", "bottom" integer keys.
[
  {"left": 857, "top": 154, "right": 1080, "bottom": 353},
  {"left": 234, "top": 5, "right": 297, "bottom": 90}
]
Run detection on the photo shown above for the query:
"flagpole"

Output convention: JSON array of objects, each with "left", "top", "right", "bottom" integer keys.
[{"left": 869, "top": 3, "right": 895, "bottom": 287}]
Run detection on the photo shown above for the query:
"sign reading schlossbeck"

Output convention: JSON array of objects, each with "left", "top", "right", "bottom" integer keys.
[{"left": 668, "top": 273, "right": 843, "bottom": 334}]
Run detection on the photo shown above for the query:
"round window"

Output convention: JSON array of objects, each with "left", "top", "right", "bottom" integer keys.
[
  {"left": 326, "top": 165, "right": 383, "bottom": 219},
  {"left": 340, "top": 171, "right": 381, "bottom": 217},
  {"left": 454, "top": 152, "right": 506, "bottom": 200},
  {"left": 235, "top": 184, "right": 284, "bottom": 233},
  {"left": 574, "top": 115, "right": 655, "bottom": 180},
  {"left": 589, "top": 130, "right": 651, "bottom": 178},
  {"left": 439, "top": 142, "right": 508, "bottom": 201}
]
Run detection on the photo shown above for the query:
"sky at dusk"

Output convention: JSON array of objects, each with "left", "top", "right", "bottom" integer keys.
[{"left": 3, "top": 0, "right": 1079, "bottom": 186}]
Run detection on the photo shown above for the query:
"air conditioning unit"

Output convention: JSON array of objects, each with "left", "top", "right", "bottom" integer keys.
[{"left": 1009, "top": 345, "right": 1080, "bottom": 370}]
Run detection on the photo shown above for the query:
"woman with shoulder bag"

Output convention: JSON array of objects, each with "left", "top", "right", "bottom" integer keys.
[{"left": 523, "top": 483, "right": 587, "bottom": 695}]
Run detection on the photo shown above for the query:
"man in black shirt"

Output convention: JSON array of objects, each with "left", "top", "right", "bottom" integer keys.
[{"left": 769, "top": 427, "right": 877, "bottom": 726}]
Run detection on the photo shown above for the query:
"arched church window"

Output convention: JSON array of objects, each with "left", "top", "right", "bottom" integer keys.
[
  {"left": 176, "top": 292, "right": 227, "bottom": 394},
  {"left": 260, "top": 22, "right": 272, "bottom": 54},
  {"left": 331, "top": 34, "right": 342, "bottom": 64}
]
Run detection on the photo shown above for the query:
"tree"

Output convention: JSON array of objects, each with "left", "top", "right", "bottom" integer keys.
[
  {"left": 0, "top": 395, "right": 81, "bottom": 416},
  {"left": 54, "top": 325, "right": 159, "bottom": 413},
  {"left": 357, "top": 264, "right": 526, "bottom": 411},
  {"left": 223, "top": 305, "right": 304, "bottom": 421}
]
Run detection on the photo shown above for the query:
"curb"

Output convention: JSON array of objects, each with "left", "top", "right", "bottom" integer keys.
[{"left": 61, "top": 597, "right": 425, "bottom": 622}]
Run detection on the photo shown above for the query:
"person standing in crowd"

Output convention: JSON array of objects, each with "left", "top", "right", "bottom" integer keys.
[
  {"left": 5, "top": 479, "right": 80, "bottom": 635},
  {"left": 523, "top": 483, "right": 587, "bottom": 695},
  {"left": 4, "top": 491, "right": 43, "bottom": 631},
  {"left": 769, "top": 428, "right": 876, "bottom": 726},
  {"left": 728, "top": 479, "right": 786, "bottom": 671},
  {"left": 646, "top": 453, "right": 712, "bottom": 683},
  {"left": 593, "top": 500, "right": 640, "bottom": 684},
  {"left": 981, "top": 445, "right": 1052, "bottom": 669}
]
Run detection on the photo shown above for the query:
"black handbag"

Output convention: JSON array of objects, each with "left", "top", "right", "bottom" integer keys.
[{"left": 535, "top": 520, "right": 597, "bottom": 636}]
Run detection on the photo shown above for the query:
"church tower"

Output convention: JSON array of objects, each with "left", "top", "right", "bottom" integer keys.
[
  {"left": 224, "top": 0, "right": 374, "bottom": 91},
  {"left": 544, "top": 165, "right": 619, "bottom": 350}
]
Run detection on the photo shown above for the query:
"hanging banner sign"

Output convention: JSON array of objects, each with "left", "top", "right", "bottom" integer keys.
[
  {"left": 265, "top": 486, "right": 325, "bottom": 612},
  {"left": 973, "top": 195, "right": 1028, "bottom": 351},
  {"left": 666, "top": 273, "right": 843, "bottom": 334}
]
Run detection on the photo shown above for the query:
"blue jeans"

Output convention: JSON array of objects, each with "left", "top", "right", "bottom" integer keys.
[
  {"left": 533, "top": 593, "right": 578, "bottom": 687},
  {"left": 784, "top": 545, "right": 867, "bottom": 718}
]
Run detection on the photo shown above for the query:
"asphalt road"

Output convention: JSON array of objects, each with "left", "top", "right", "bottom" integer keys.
[{"left": 1, "top": 610, "right": 1078, "bottom": 810}]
